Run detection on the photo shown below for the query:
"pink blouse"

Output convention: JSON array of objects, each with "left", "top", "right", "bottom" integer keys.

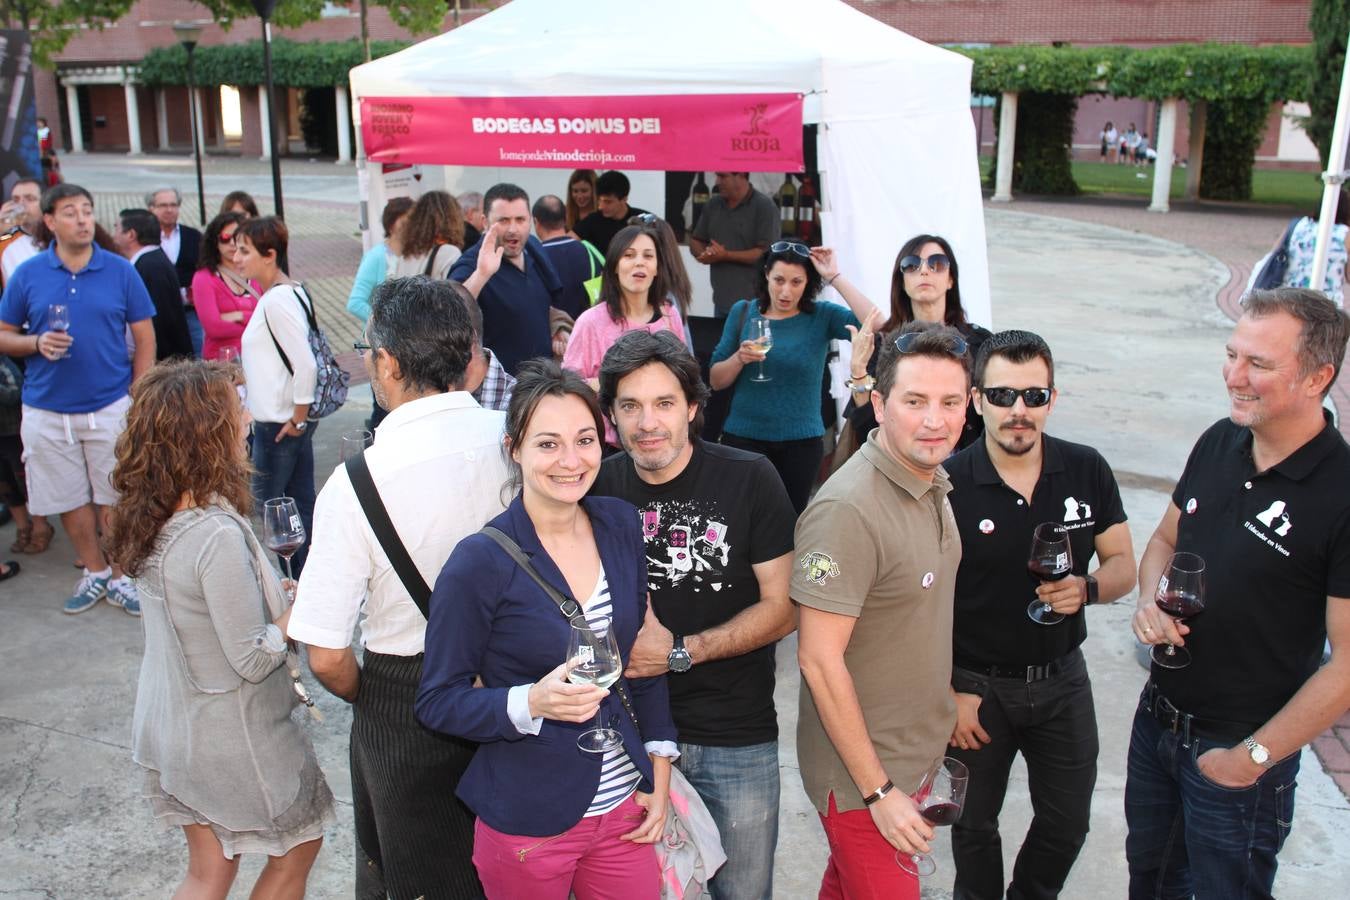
[
  {"left": 563, "top": 301, "right": 686, "bottom": 446},
  {"left": 192, "top": 268, "right": 260, "bottom": 361}
]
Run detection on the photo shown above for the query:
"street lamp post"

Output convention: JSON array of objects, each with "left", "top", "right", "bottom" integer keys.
[
  {"left": 172, "top": 22, "right": 206, "bottom": 227},
  {"left": 251, "top": 0, "right": 284, "bottom": 219}
]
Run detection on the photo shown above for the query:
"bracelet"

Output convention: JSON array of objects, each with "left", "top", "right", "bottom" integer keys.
[
  {"left": 826, "top": 273, "right": 842, "bottom": 287},
  {"left": 32, "top": 334, "right": 40, "bottom": 354},
  {"left": 863, "top": 779, "right": 895, "bottom": 806}
]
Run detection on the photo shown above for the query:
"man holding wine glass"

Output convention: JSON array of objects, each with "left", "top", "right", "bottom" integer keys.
[
  {"left": 0, "top": 183, "right": 157, "bottom": 616},
  {"left": 795, "top": 323, "right": 970, "bottom": 899},
  {"left": 943, "top": 330, "right": 1135, "bottom": 900},
  {"left": 1126, "top": 288, "right": 1350, "bottom": 899}
]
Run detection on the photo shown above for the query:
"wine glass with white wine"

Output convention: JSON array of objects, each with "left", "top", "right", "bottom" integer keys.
[
  {"left": 565, "top": 615, "right": 624, "bottom": 753},
  {"left": 750, "top": 317, "right": 773, "bottom": 383}
]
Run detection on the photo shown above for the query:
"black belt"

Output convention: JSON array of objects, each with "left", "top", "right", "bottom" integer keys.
[
  {"left": 955, "top": 648, "right": 1080, "bottom": 684},
  {"left": 1143, "top": 682, "right": 1250, "bottom": 744}
]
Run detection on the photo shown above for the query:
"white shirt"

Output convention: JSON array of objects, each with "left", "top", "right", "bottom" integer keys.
[
  {"left": 288, "top": 392, "right": 509, "bottom": 655},
  {"left": 240, "top": 283, "right": 318, "bottom": 424},
  {"left": 160, "top": 224, "right": 181, "bottom": 264},
  {"left": 1, "top": 233, "right": 41, "bottom": 282}
]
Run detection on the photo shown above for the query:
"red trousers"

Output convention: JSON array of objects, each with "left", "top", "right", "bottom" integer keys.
[{"left": 817, "top": 792, "right": 920, "bottom": 900}]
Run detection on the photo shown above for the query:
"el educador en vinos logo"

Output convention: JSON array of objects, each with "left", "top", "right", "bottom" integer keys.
[{"left": 732, "top": 103, "right": 781, "bottom": 154}]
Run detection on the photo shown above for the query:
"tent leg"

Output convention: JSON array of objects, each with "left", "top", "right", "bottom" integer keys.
[
  {"left": 1311, "top": 27, "right": 1350, "bottom": 290},
  {"left": 992, "top": 91, "right": 1017, "bottom": 203}
]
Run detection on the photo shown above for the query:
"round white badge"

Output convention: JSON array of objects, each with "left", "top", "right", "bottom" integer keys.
[
  {"left": 979, "top": 519, "right": 995, "bottom": 534},
  {"left": 921, "top": 572, "right": 935, "bottom": 589},
  {"left": 1185, "top": 498, "right": 1198, "bottom": 514}
]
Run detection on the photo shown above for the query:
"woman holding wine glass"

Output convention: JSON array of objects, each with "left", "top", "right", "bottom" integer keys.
[
  {"left": 709, "top": 241, "right": 880, "bottom": 514},
  {"left": 108, "top": 360, "right": 333, "bottom": 900},
  {"left": 192, "top": 211, "right": 259, "bottom": 362},
  {"left": 416, "top": 360, "right": 676, "bottom": 898}
]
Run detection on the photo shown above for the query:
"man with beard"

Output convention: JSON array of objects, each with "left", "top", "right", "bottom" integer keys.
[
  {"left": 943, "top": 329, "right": 1135, "bottom": 900},
  {"left": 288, "top": 276, "right": 506, "bottom": 898},
  {"left": 591, "top": 330, "right": 796, "bottom": 900}
]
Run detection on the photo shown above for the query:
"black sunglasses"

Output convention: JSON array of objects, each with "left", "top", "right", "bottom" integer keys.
[
  {"left": 898, "top": 253, "right": 951, "bottom": 275},
  {"left": 770, "top": 240, "right": 811, "bottom": 259},
  {"left": 893, "top": 330, "right": 969, "bottom": 357},
  {"left": 353, "top": 340, "right": 373, "bottom": 352},
  {"left": 980, "top": 387, "right": 1052, "bottom": 408},
  {"left": 628, "top": 213, "right": 660, "bottom": 226}
]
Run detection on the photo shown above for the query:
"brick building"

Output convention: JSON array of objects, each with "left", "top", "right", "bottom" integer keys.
[{"left": 42, "top": 0, "right": 1317, "bottom": 165}]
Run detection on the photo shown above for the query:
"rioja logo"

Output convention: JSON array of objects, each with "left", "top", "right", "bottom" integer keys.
[{"left": 732, "top": 103, "right": 781, "bottom": 153}]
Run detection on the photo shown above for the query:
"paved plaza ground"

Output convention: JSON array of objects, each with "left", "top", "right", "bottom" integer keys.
[{"left": 1, "top": 154, "right": 1348, "bottom": 898}]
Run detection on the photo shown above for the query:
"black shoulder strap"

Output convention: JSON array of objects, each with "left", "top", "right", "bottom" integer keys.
[
  {"left": 262, "top": 308, "right": 292, "bottom": 374},
  {"left": 346, "top": 453, "right": 432, "bottom": 619},
  {"left": 423, "top": 247, "right": 439, "bottom": 277},
  {"left": 478, "top": 525, "right": 640, "bottom": 729}
]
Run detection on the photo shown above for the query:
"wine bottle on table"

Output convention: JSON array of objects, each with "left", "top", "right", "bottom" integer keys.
[
  {"left": 690, "top": 173, "right": 710, "bottom": 231},
  {"left": 777, "top": 174, "right": 797, "bottom": 239}
]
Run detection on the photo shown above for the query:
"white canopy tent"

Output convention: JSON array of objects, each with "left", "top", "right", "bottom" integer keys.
[{"left": 349, "top": 0, "right": 993, "bottom": 327}]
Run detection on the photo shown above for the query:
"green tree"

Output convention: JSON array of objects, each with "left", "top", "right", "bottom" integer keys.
[
  {"left": 0, "top": 0, "right": 137, "bottom": 66},
  {"left": 1308, "top": 0, "right": 1350, "bottom": 167},
  {"left": 187, "top": 0, "right": 470, "bottom": 35}
]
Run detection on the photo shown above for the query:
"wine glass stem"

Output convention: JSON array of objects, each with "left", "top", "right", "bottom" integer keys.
[
  {"left": 1165, "top": 643, "right": 1176, "bottom": 656},
  {"left": 759, "top": 359, "right": 767, "bottom": 379},
  {"left": 282, "top": 556, "right": 295, "bottom": 599}
]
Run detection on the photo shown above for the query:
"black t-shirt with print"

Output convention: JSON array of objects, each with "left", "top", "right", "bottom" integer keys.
[{"left": 591, "top": 439, "right": 796, "bottom": 745}]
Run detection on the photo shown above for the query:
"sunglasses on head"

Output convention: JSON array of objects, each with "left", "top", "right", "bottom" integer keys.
[
  {"left": 218, "top": 231, "right": 237, "bottom": 244},
  {"left": 979, "top": 387, "right": 1052, "bottom": 408},
  {"left": 628, "top": 213, "right": 659, "bottom": 226},
  {"left": 893, "top": 330, "right": 968, "bottom": 357},
  {"left": 898, "top": 253, "right": 951, "bottom": 274},
  {"left": 770, "top": 240, "right": 811, "bottom": 259}
]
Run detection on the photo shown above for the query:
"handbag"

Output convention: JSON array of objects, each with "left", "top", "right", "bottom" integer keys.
[
  {"left": 345, "top": 452, "right": 432, "bottom": 619},
  {"left": 263, "top": 283, "right": 350, "bottom": 420},
  {"left": 1251, "top": 216, "right": 1301, "bottom": 291},
  {"left": 477, "top": 525, "right": 727, "bottom": 899}
]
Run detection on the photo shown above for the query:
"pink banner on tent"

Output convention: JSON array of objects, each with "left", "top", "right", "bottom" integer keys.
[{"left": 360, "top": 93, "right": 804, "bottom": 172}]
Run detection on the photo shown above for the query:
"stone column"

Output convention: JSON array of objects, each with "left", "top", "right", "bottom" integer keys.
[
  {"left": 1149, "top": 97, "right": 1179, "bottom": 213},
  {"left": 992, "top": 91, "right": 1018, "bottom": 203},
  {"left": 64, "top": 82, "right": 84, "bottom": 153},
  {"left": 191, "top": 87, "right": 206, "bottom": 154},
  {"left": 1183, "top": 100, "right": 1207, "bottom": 203},
  {"left": 124, "top": 83, "right": 143, "bottom": 155},
  {"left": 335, "top": 84, "right": 352, "bottom": 164},
  {"left": 155, "top": 89, "right": 170, "bottom": 150},
  {"left": 258, "top": 85, "right": 271, "bottom": 160}
]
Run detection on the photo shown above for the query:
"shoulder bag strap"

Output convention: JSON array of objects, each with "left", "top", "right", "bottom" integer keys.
[
  {"left": 261, "top": 307, "right": 292, "bottom": 374},
  {"left": 478, "top": 525, "right": 641, "bottom": 730},
  {"left": 581, "top": 239, "right": 605, "bottom": 277},
  {"left": 345, "top": 453, "right": 432, "bottom": 619},
  {"left": 291, "top": 283, "right": 320, "bottom": 333}
]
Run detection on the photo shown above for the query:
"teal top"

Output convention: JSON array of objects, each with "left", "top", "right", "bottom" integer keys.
[
  {"left": 346, "top": 244, "right": 388, "bottom": 322},
  {"left": 712, "top": 299, "right": 858, "bottom": 442}
]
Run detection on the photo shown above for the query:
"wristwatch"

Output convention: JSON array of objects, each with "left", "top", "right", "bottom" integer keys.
[
  {"left": 1084, "top": 574, "right": 1099, "bottom": 605},
  {"left": 290, "top": 419, "right": 309, "bottom": 432},
  {"left": 667, "top": 635, "right": 693, "bottom": 673},
  {"left": 846, "top": 374, "right": 876, "bottom": 392},
  {"left": 1243, "top": 735, "right": 1273, "bottom": 769}
]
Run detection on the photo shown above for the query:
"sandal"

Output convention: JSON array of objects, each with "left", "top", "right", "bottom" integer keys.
[
  {"left": 0, "top": 560, "right": 20, "bottom": 581},
  {"left": 18, "top": 523, "right": 54, "bottom": 554},
  {"left": 9, "top": 525, "right": 30, "bottom": 554}
]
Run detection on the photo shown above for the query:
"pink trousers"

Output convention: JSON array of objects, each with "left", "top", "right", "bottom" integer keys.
[{"left": 472, "top": 794, "right": 659, "bottom": 900}]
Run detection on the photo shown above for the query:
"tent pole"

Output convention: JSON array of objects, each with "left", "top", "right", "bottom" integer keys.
[{"left": 1310, "top": 27, "right": 1350, "bottom": 293}]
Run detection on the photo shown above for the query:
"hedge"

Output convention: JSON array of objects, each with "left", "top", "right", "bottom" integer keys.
[{"left": 137, "top": 39, "right": 410, "bottom": 88}]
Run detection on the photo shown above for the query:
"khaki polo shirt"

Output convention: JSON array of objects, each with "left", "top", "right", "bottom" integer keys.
[{"left": 793, "top": 430, "right": 960, "bottom": 814}]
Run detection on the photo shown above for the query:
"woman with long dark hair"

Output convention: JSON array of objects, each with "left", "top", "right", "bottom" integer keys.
[
  {"left": 191, "top": 211, "right": 258, "bottom": 361},
  {"left": 417, "top": 360, "right": 675, "bottom": 898},
  {"left": 709, "top": 241, "right": 879, "bottom": 513},
  {"left": 111, "top": 360, "right": 333, "bottom": 900}
]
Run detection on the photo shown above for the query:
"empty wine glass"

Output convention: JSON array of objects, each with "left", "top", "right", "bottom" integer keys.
[
  {"left": 1026, "top": 522, "right": 1073, "bottom": 625},
  {"left": 262, "top": 497, "right": 306, "bottom": 597},
  {"left": 897, "top": 757, "right": 969, "bottom": 877},
  {"left": 218, "top": 345, "right": 239, "bottom": 364},
  {"left": 749, "top": 317, "right": 773, "bottom": 383},
  {"left": 1152, "top": 551, "right": 1206, "bottom": 670},
  {"left": 48, "top": 304, "right": 70, "bottom": 359},
  {"left": 565, "top": 615, "right": 624, "bottom": 753},
  {"left": 340, "top": 429, "right": 373, "bottom": 463}
]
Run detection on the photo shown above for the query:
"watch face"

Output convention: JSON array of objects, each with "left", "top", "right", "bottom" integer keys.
[
  {"left": 668, "top": 651, "right": 692, "bottom": 673},
  {"left": 1252, "top": 746, "right": 1270, "bottom": 764}
]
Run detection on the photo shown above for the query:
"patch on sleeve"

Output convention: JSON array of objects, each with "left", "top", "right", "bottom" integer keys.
[{"left": 799, "top": 551, "right": 841, "bottom": 586}]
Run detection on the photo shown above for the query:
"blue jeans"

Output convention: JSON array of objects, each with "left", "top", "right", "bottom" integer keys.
[
  {"left": 676, "top": 741, "right": 778, "bottom": 900},
  {"left": 1124, "top": 690, "right": 1299, "bottom": 900},
  {"left": 251, "top": 420, "right": 316, "bottom": 576},
  {"left": 185, "top": 307, "right": 204, "bottom": 358}
]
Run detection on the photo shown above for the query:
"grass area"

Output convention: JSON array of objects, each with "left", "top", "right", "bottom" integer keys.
[{"left": 979, "top": 158, "right": 1325, "bottom": 208}]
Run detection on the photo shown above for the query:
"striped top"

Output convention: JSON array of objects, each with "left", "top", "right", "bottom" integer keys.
[{"left": 582, "top": 567, "right": 642, "bottom": 817}]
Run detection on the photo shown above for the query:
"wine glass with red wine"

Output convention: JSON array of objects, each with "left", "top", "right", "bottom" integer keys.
[
  {"left": 1151, "top": 551, "right": 1205, "bottom": 670},
  {"left": 262, "top": 497, "right": 306, "bottom": 596},
  {"left": 897, "top": 756, "right": 969, "bottom": 876},
  {"left": 1026, "top": 522, "right": 1074, "bottom": 625}
]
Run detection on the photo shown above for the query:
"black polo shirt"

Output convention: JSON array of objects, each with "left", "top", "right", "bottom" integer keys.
[
  {"left": 947, "top": 434, "right": 1127, "bottom": 668},
  {"left": 1155, "top": 417, "right": 1350, "bottom": 732}
]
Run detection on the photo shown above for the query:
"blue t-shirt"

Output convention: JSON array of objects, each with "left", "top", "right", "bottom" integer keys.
[
  {"left": 711, "top": 299, "right": 857, "bottom": 442},
  {"left": 0, "top": 245, "right": 156, "bottom": 413},
  {"left": 449, "top": 235, "right": 563, "bottom": 376}
]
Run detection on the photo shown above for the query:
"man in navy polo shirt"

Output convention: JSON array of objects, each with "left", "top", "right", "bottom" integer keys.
[
  {"left": 944, "top": 330, "right": 1135, "bottom": 900},
  {"left": 0, "top": 183, "right": 157, "bottom": 616},
  {"left": 450, "top": 183, "right": 567, "bottom": 375},
  {"left": 1127, "top": 288, "right": 1350, "bottom": 898}
]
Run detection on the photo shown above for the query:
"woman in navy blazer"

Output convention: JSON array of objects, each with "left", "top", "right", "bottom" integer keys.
[{"left": 417, "top": 360, "right": 675, "bottom": 899}]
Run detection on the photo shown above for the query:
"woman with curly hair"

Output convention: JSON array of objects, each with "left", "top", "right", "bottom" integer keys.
[
  {"left": 389, "top": 190, "right": 464, "bottom": 279},
  {"left": 110, "top": 360, "right": 333, "bottom": 900}
]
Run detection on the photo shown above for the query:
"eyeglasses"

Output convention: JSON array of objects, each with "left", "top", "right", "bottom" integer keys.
[
  {"left": 218, "top": 232, "right": 237, "bottom": 244},
  {"left": 353, "top": 340, "right": 373, "bottom": 352},
  {"left": 770, "top": 240, "right": 811, "bottom": 259},
  {"left": 898, "top": 253, "right": 951, "bottom": 275},
  {"left": 893, "top": 330, "right": 969, "bottom": 357},
  {"left": 979, "top": 387, "right": 1053, "bottom": 408},
  {"left": 628, "top": 213, "right": 659, "bottom": 225}
]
